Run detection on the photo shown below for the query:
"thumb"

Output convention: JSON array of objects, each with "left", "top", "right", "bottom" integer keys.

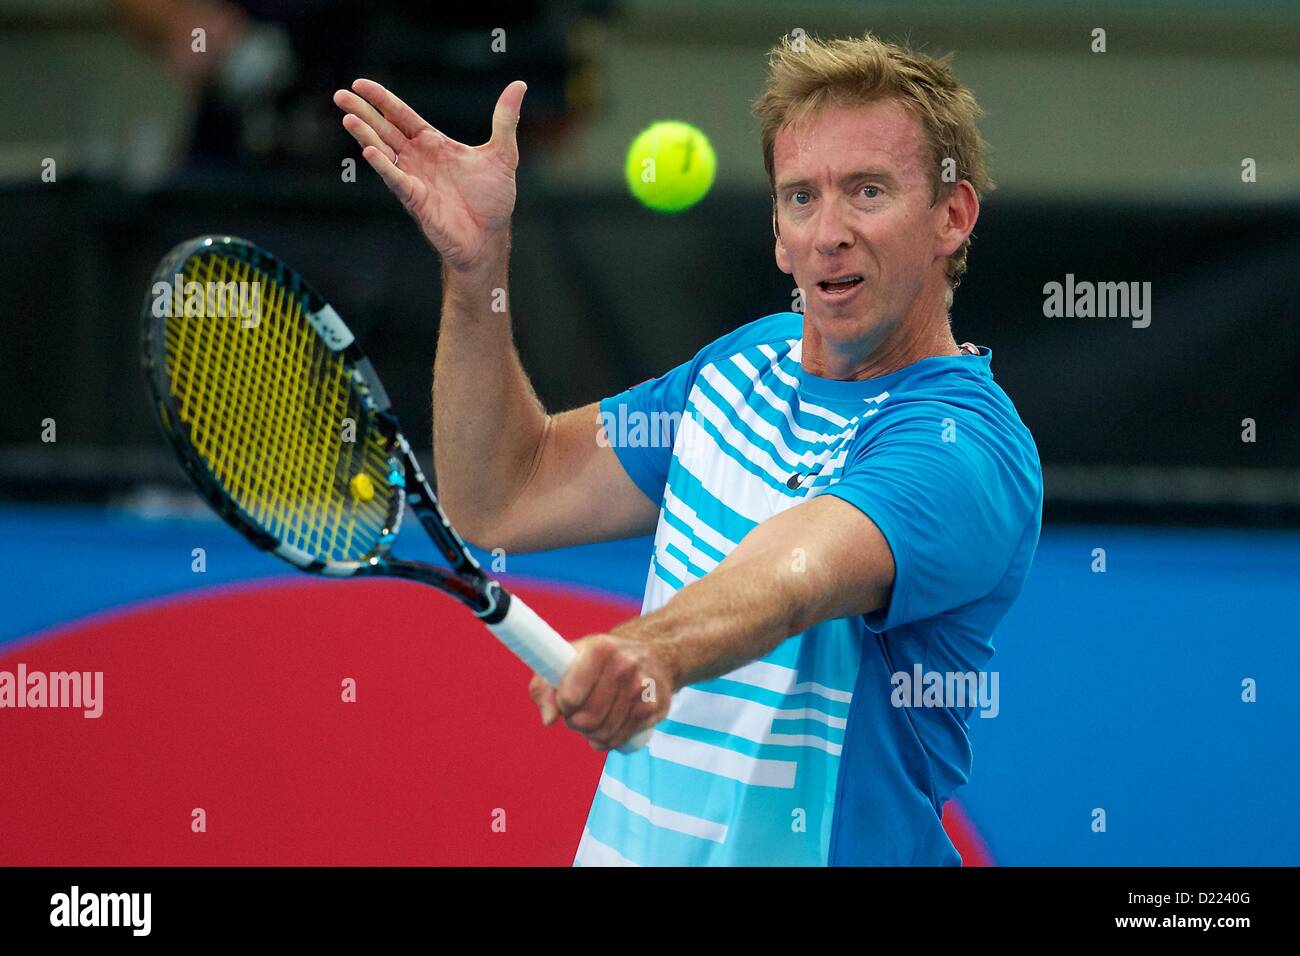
[{"left": 489, "top": 80, "right": 527, "bottom": 165}]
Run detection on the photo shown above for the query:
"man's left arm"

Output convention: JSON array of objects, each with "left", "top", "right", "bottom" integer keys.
[{"left": 529, "top": 494, "right": 894, "bottom": 751}]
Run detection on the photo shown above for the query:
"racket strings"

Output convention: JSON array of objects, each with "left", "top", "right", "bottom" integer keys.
[{"left": 163, "top": 250, "right": 397, "bottom": 563}]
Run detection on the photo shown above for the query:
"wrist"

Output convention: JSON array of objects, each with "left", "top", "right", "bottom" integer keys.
[
  {"left": 441, "top": 229, "right": 511, "bottom": 291},
  {"left": 613, "top": 613, "right": 685, "bottom": 692}
]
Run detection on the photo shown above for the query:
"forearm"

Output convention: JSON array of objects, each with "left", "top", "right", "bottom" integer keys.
[
  {"left": 432, "top": 229, "right": 549, "bottom": 540},
  {"left": 610, "top": 497, "right": 893, "bottom": 691},
  {"left": 535, "top": 496, "right": 893, "bottom": 750},
  {"left": 614, "top": 553, "right": 814, "bottom": 689}
]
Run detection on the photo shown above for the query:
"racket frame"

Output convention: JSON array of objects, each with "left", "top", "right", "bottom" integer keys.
[
  {"left": 142, "top": 235, "right": 649, "bottom": 749},
  {"left": 141, "top": 235, "right": 502, "bottom": 619}
]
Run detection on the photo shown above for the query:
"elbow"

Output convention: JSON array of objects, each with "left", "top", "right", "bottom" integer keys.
[
  {"left": 438, "top": 500, "right": 497, "bottom": 552},
  {"left": 442, "top": 501, "right": 524, "bottom": 555}
]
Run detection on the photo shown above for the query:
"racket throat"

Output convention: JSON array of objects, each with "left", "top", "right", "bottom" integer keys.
[
  {"left": 475, "top": 583, "right": 509, "bottom": 624},
  {"left": 379, "top": 559, "right": 499, "bottom": 617}
]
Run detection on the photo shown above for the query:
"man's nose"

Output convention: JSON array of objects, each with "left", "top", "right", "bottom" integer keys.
[{"left": 813, "top": 195, "right": 854, "bottom": 255}]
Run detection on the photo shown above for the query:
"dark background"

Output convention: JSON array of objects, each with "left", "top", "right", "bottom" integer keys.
[{"left": 2, "top": 0, "right": 1298, "bottom": 525}]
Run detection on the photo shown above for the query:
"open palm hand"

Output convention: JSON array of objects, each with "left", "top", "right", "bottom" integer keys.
[{"left": 333, "top": 78, "right": 526, "bottom": 272}]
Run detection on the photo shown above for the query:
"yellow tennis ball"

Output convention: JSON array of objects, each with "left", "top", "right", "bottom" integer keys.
[
  {"left": 625, "top": 121, "right": 716, "bottom": 213},
  {"left": 349, "top": 473, "right": 375, "bottom": 502}
]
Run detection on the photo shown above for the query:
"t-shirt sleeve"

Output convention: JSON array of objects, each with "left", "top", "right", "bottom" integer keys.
[
  {"left": 820, "top": 405, "right": 1041, "bottom": 629},
  {"left": 598, "top": 312, "right": 803, "bottom": 506},
  {"left": 598, "top": 357, "right": 696, "bottom": 504}
]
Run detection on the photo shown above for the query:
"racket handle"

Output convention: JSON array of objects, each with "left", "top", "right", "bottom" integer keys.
[{"left": 485, "top": 592, "right": 652, "bottom": 753}]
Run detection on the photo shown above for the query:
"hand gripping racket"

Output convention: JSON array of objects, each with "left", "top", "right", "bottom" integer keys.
[{"left": 142, "top": 235, "right": 650, "bottom": 752}]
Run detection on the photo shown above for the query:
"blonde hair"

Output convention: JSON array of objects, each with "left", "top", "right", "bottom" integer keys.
[{"left": 752, "top": 32, "right": 994, "bottom": 292}]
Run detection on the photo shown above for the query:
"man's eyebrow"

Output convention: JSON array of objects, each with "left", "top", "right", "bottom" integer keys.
[{"left": 774, "top": 170, "right": 900, "bottom": 192}]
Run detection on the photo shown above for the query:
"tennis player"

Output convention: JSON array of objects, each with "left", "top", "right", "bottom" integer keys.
[{"left": 335, "top": 31, "right": 1042, "bottom": 866}]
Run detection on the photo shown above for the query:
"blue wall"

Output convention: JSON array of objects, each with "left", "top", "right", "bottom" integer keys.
[{"left": 2, "top": 506, "right": 1296, "bottom": 864}]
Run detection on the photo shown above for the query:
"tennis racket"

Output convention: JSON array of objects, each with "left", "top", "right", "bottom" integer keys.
[{"left": 142, "top": 234, "right": 650, "bottom": 753}]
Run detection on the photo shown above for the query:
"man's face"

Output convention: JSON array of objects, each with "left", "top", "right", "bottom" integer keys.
[{"left": 772, "top": 98, "right": 955, "bottom": 360}]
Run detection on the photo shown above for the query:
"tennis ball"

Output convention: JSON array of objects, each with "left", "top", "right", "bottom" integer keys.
[
  {"left": 349, "top": 473, "right": 375, "bottom": 502},
  {"left": 625, "top": 121, "right": 716, "bottom": 213}
]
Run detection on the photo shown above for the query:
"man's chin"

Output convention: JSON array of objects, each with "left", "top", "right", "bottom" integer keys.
[
  {"left": 805, "top": 306, "right": 877, "bottom": 338},
  {"left": 803, "top": 306, "right": 896, "bottom": 357}
]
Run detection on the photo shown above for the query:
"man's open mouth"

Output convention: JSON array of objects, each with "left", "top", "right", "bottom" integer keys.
[{"left": 817, "top": 275, "right": 864, "bottom": 294}]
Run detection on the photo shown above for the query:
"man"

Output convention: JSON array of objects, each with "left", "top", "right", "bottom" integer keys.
[{"left": 334, "top": 31, "right": 1042, "bottom": 866}]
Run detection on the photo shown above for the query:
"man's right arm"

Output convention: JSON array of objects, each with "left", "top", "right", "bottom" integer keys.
[
  {"left": 335, "top": 78, "right": 659, "bottom": 554},
  {"left": 433, "top": 233, "right": 659, "bottom": 552}
]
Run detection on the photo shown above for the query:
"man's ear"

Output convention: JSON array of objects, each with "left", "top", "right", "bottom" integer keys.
[
  {"left": 935, "top": 180, "right": 979, "bottom": 259},
  {"left": 773, "top": 203, "right": 793, "bottom": 275}
]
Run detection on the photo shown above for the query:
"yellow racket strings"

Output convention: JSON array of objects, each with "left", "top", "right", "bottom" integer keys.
[{"left": 163, "top": 251, "right": 397, "bottom": 562}]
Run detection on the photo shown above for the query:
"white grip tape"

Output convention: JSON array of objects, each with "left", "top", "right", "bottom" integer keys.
[
  {"left": 486, "top": 594, "right": 652, "bottom": 753},
  {"left": 485, "top": 593, "right": 574, "bottom": 686}
]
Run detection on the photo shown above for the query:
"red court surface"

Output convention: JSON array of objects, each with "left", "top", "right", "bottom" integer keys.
[{"left": 0, "top": 578, "right": 990, "bottom": 866}]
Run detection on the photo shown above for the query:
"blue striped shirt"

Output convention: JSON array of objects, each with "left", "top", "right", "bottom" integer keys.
[{"left": 578, "top": 312, "right": 1042, "bottom": 865}]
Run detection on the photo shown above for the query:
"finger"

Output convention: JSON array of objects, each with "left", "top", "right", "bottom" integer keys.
[
  {"left": 528, "top": 673, "right": 546, "bottom": 708},
  {"left": 528, "top": 675, "right": 560, "bottom": 726},
  {"left": 590, "top": 665, "right": 645, "bottom": 748},
  {"left": 558, "top": 643, "right": 623, "bottom": 737},
  {"left": 589, "top": 693, "right": 637, "bottom": 751},
  {"left": 488, "top": 79, "right": 527, "bottom": 165},
  {"left": 542, "top": 688, "right": 560, "bottom": 726},
  {"left": 340, "top": 113, "right": 396, "bottom": 163},
  {"left": 360, "top": 145, "right": 415, "bottom": 205},
  {"left": 352, "top": 78, "right": 432, "bottom": 140},
  {"left": 334, "top": 89, "right": 408, "bottom": 155},
  {"left": 567, "top": 686, "right": 620, "bottom": 741},
  {"left": 566, "top": 653, "right": 635, "bottom": 741},
  {"left": 600, "top": 690, "right": 648, "bottom": 751},
  {"left": 555, "top": 640, "right": 606, "bottom": 717},
  {"left": 617, "top": 698, "right": 658, "bottom": 749}
]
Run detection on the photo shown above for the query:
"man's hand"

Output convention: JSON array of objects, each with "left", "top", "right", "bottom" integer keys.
[
  {"left": 333, "top": 78, "right": 526, "bottom": 272},
  {"left": 529, "top": 632, "right": 673, "bottom": 752}
]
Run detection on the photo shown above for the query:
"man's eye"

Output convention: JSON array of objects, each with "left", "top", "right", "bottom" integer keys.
[
  {"left": 792, "top": 191, "right": 810, "bottom": 205},
  {"left": 862, "top": 185, "right": 881, "bottom": 199}
]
